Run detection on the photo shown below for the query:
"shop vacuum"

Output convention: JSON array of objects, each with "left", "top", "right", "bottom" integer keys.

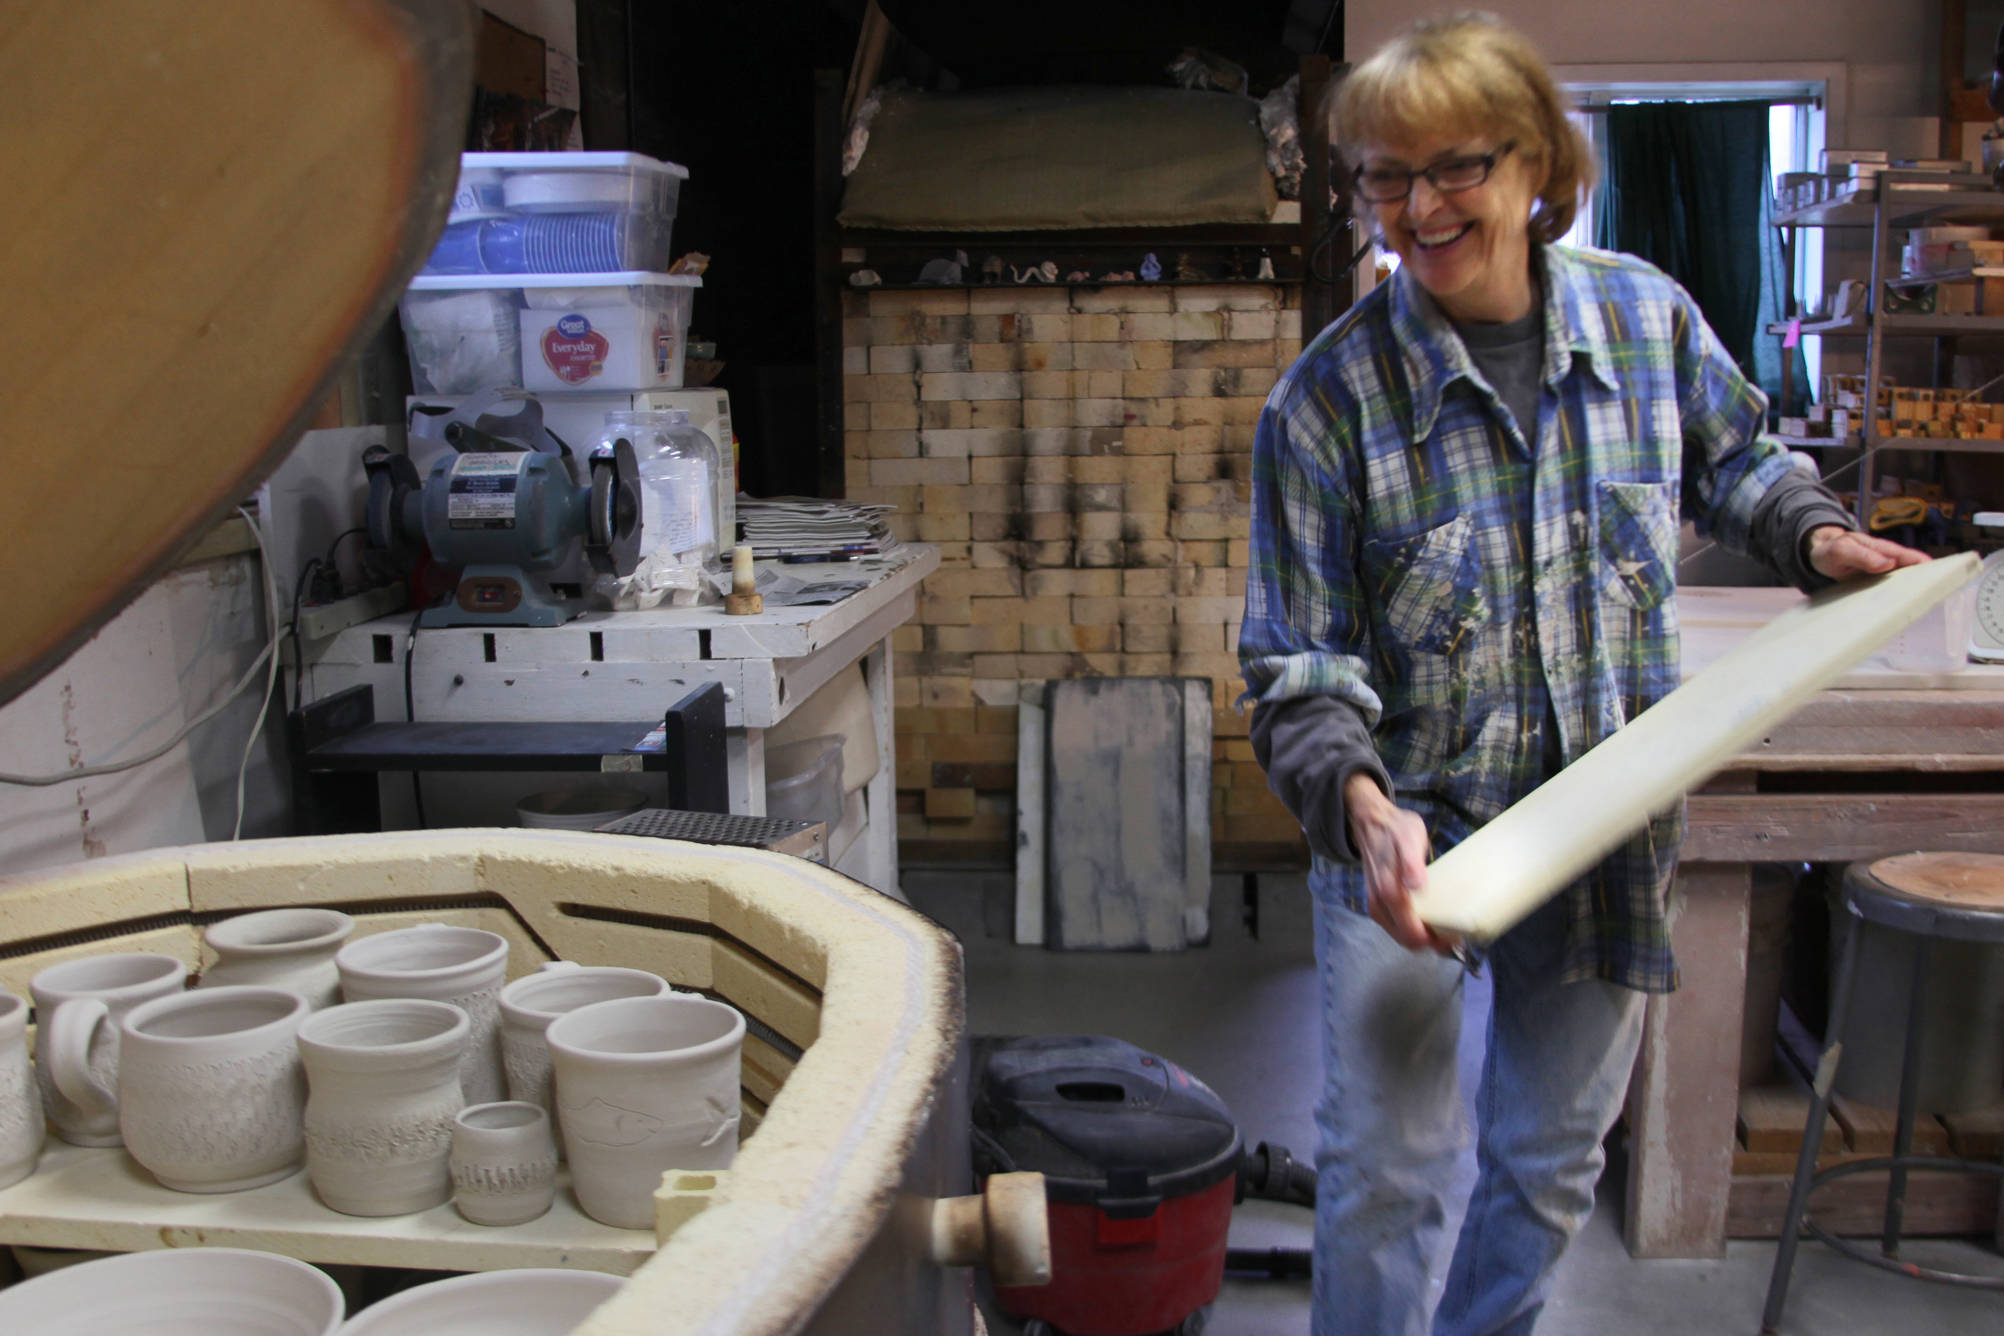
[{"left": 972, "top": 1035, "right": 1316, "bottom": 1336}]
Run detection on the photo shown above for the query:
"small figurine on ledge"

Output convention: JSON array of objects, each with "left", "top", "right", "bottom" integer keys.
[
  {"left": 1064, "top": 269, "right": 1092, "bottom": 283},
  {"left": 1011, "top": 260, "right": 1059, "bottom": 283},
  {"left": 917, "top": 250, "right": 969, "bottom": 284},
  {"left": 848, "top": 268, "right": 882, "bottom": 287},
  {"left": 981, "top": 254, "right": 1005, "bottom": 284},
  {"left": 1139, "top": 252, "right": 1163, "bottom": 282}
]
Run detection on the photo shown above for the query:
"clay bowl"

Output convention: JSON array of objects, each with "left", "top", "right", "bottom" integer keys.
[
  {"left": 335, "top": 1268, "right": 621, "bottom": 1335},
  {"left": 0, "top": 1246, "right": 344, "bottom": 1334}
]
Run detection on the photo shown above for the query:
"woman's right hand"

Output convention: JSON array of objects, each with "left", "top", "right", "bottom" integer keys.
[{"left": 1343, "top": 772, "right": 1459, "bottom": 955}]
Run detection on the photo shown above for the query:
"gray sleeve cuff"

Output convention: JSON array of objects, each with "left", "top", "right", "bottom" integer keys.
[
  {"left": 1749, "top": 469, "right": 1857, "bottom": 592},
  {"left": 1249, "top": 695, "right": 1391, "bottom": 865}
]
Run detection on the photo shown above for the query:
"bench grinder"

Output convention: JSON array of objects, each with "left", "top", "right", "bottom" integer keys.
[{"left": 364, "top": 396, "right": 641, "bottom": 627}]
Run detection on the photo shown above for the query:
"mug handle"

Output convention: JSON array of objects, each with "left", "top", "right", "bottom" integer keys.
[{"left": 46, "top": 998, "right": 116, "bottom": 1117}]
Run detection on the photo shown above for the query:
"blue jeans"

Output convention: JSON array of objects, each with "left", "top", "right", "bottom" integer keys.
[{"left": 1309, "top": 886, "right": 1646, "bottom": 1336}]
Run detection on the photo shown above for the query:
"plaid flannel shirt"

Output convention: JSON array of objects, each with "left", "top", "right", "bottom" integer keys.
[{"left": 1238, "top": 244, "right": 1796, "bottom": 992}]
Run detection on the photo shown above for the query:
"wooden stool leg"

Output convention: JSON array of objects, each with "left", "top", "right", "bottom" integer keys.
[
  {"left": 1762, "top": 901, "right": 1866, "bottom": 1334},
  {"left": 1882, "top": 933, "right": 1934, "bottom": 1258}
]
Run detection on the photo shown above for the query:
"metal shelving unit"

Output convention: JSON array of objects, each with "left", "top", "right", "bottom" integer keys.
[{"left": 1772, "top": 171, "right": 2004, "bottom": 524}]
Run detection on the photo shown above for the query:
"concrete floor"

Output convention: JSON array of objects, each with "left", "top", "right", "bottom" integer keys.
[{"left": 904, "top": 868, "right": 2004, "bottom": 1336}]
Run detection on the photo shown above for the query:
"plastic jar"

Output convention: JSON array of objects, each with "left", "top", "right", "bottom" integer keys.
[{"left": 598, "top": 409, "right": 721, "bottom": 607}]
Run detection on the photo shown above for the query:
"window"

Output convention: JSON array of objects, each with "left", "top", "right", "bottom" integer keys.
[{"left": 1562, "top": 81, "right": 1826, "bottom": 393}]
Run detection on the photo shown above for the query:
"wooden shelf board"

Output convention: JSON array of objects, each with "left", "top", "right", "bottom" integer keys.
[
  {"left": 1885, "top": 266, "right": 2004, "bottom": 289},
  {"left": 1773, "top": 189, "right": 1878, "bottom": 227},
  {"left": 839, "top": 224, "right": 1305, "bottom": 247},
  {"left": 1868, "top": 434, "right": 2004, "bottom": 453},
  {"left": 848, "top": 278, "right": 1299, "bottom": 292},
  {"left": 1770, "top": 314, "right": 2004, "bottom": 337},
  {"left": 1769, "top": 433, "right": 1861, "bottom": 449},
  {"left": 0, "top": 1141, "right": 654, "bottom": 1275}
]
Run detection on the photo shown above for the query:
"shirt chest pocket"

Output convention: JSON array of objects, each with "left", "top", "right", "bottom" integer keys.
[
  {"left": 1597, "top": 479, "right": 1679, "bottom": 610},
  {"left": 1364, "top": 513, "right": 1489, "bottom": 656}
]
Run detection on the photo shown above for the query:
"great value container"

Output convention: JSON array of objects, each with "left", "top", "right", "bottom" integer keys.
[{"left": 399, "top": 272, "right": 699, "bottom": 395}]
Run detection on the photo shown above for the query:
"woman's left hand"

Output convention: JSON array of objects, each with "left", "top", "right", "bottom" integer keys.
[{"left": 1806, "top": 525, "right": 1931, "bottom": 581}]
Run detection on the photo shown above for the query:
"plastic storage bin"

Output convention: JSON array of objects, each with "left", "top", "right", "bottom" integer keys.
[
  {"left": 764, "top": 737, "right": 845, "bottom": 831},
  {"left": 400, "top": 272, "right": 699, "bottom": 395},
  {"left": 423, "top": 151, "right": 688, "bottom": 276}
]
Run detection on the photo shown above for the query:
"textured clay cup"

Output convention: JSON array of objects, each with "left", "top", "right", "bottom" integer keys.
[
  {"left": 31, "top": 952, "right": 188, "bottom": 1146},
  {"left": 498, "top": 962, "right": 673, "bottom": 1121},
  {"left": 336, "top": 924, "right": 508, "bottom": 1105},
  {"left": 450, "top": 1100, "right": 559, "bottom": 1226},
  {"left": 201, "top": 908, "right": 356, "bottom": 1010},
  {"left": 118, "top": 985, "right": 310, "bottom": 1193},
  {"left": 298, "top": 998, "right": 470, "bottom": 1217},
  {"left": 0, "top": 989, "right": 44, "bottom": 1190},
  {"left": 545, "top": 993, "right": 745, "bottom": 1229}
]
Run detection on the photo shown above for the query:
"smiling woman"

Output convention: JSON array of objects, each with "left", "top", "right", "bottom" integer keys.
[
  {"left": 1234, "top": 12, "right": 1921, "bottom": 1336},
  {"left": 1335, "top": 17, "right": 1593, "bottom": 324}
]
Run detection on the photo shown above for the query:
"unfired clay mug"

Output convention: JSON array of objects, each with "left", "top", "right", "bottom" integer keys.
[
  {"left": 0, "top": 988, "right": 44, "bottom": 1189},
  {"left": 201, "top": 908, "right": 355, "bottom": 1009},
  {"left": 298, "top": 998, "right": 470, "bottom": 1217},
  {"left": 545, "top": 993, "right": 744, "bottom": 1229},
  {"left": 499, "top": 962, "right": 673, "bottom": 1120},
  {"left": 31, "top": 953, "right": 188, "bottom": 1146},
  {"left": 117, "top": 985, "right": 309, "bottom": 1193},
  {"left": 336, "top": 924, "right": 508, "bottom": 1104},
  {"left": 450, "top": 1100, "right": 559, "bottom": 1226}
]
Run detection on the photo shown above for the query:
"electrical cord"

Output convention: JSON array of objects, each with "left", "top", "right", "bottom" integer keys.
[
  {"left": 404, "top": 605, "right": 428, "bottom": 828},
  {"left": 229, "top": 505, "right": 283, "bottom": 840},
  {"left": 0, "top": 509, "right": 286, "bottom": 794},
  {"left": 324, "top": 526, "right": 368, "bottom": 566},
  {"left": 290, "top": 557, "right": 323, "bottom": 716},
  {"left": 1308, "top": 210, "right": 1374, "bottom": 288}
]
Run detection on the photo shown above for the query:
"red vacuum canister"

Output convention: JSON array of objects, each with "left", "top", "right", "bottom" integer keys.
[{"left": 973, "top": 1035, "right": 1244, "bottom": 1336}]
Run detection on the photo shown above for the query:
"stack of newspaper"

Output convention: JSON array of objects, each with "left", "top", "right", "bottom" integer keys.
[{"left": 735, "top": 495, "right": 900, "bottom": 562}]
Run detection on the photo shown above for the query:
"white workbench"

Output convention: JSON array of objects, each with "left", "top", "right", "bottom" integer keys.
[{"left": 300, "top": 546, "right": 939, "bottom": 900}]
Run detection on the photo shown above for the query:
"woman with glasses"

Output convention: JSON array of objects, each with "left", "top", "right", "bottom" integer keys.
[{"left": 1237, "top": 13, "right": 1920, "bottom": 1336}]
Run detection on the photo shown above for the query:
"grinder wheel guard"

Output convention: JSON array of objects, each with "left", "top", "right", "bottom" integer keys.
[{"left": 0, "top": 0, "right": 474, "bottom": 707}]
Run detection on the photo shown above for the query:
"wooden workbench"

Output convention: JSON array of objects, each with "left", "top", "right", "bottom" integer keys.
[
  {"left": 1624, "top": 586, "right": 2004, "bottom": 1257},
  {"left": 300, "top": 547, "right": 939, "bottom": 901}
]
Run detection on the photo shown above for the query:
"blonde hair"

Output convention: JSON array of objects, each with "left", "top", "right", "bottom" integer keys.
[{"left": 1335, "top": 12, "right": 1592, "bottom": 243}]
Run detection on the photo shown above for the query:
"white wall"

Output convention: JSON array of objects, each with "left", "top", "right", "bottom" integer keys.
[
  {"left": 1348, "top": 0, "right": 1940, "bottom": 147},
  {"left": 0, "top": 554, "right": 288, "bottom": 875}
]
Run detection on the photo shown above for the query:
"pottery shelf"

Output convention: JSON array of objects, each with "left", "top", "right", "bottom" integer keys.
[
  {"left": 0, "top": 831, "right": 971, "bottom": 1331},
  {"left": 849, "top": 279, "right": 1296, "bottom": 291},
  {"left": 0, "top": 1141, "right": 654, "bottom": 1275},
  {"left": 1770, "top": 171, "right": 2004, "bottom": 524}
]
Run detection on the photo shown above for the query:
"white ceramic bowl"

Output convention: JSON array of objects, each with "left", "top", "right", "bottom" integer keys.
[
  {"left": 0, "top": 1246, "right": 344, "bottom": 1335},
  {"left": 336, "top": 1267, "right": 621, "bottom": 1335}
]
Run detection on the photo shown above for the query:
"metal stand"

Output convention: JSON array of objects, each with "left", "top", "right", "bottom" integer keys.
[
  {"left": 290, "top": 681, "right": 728, "bottom": 833},
  {"left": 1759, "top": 863, "right": 2004, "bottom": 1333}
]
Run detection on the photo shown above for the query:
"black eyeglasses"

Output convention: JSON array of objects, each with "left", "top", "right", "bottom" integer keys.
[{"left": 1352, "top": 142, "right": 1516, "bottom": 203}]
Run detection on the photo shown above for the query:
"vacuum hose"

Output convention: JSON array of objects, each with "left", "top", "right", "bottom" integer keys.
[
  {"left": 1223, "top": 1246, "right": 1314, "bottom": 1279},
  {"left": 1237, "top": 1141, "right": 1317, "bottom": 1208},
  {"left": 1228, "top": 1141, "right": 1317, "bottom": 1281}
]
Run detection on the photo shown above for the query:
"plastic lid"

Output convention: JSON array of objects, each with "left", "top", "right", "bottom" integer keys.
[
  {"left": 407, "top": 270, "right": 701, "bottom": 292},
  {"left": 460, "top": 150, "right": 689, "bottom": 179},
  {"left": 972, "top": 1035, "right": 1242, "bottom": 1212}
]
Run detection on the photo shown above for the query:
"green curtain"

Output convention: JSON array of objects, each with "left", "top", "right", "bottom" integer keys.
[{"left": 1594, "top": 100, "right": 1805, "bottom": 414}]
